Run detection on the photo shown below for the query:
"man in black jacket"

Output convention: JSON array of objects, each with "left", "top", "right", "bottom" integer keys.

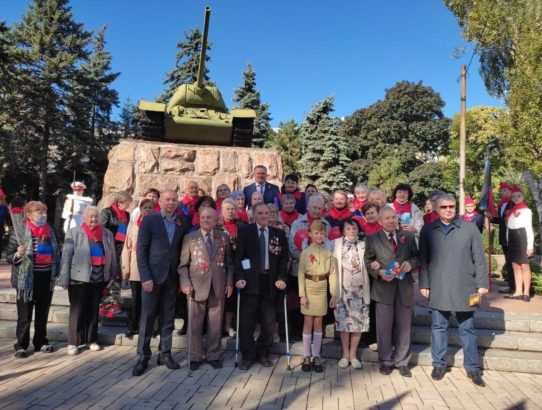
[
  {"left": 491, "top": 183, "right": 515, "bottom": 294},
  {"left": 132, "top": 189, "right": 189, "bottom": 376},
  {"left": 234, "top": 203, "right": 288, "bottom": 370}
]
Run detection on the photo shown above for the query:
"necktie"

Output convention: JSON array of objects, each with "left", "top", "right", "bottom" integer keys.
[
  {"left": 388, "top": 232, "right": 397, "bottom": 253},
  {"left": 260, "top": 227, "right": 266, "bottom": 272},
  {"left": 257, "top": 184, "right": 263, "bottom": 194},
  {"left": 205, "top": 233, "right": 213, "bottom": 257}
]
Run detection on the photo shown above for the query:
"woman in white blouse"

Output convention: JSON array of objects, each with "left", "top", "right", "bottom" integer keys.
[{"left": 505, "top": 187, "right": 534, "bottom": 302}]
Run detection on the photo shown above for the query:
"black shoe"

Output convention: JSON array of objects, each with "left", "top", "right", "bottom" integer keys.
[
  {"left": 523, "top": 295, "right": 531, "bottom": 302},
  {"left": 312, "top": 357, "right": 323, "bottom": 373},
  {"left": 379, "top": 364, "right": 393, "bottom": 375},
  {"left": 467, "top": 370, "right": 485, "bottom": 387},
  {"left": 125, "top": 331, "right": 136, "bottom": 339},
  {"left": 209, "top": 360, "right": 223, "bottom": 369},
  {"left": 301, "top": 356, "right": 312, "bottom": 372},
  {"left": 157, "top": 354, "right": 180, "bottom": 370},
  {"left": 431, "top": 366, "right": 446, "bottom": 381},
  {"left": 132, "top": 357, "right": 149, "bottom": 376},
  {"left": 238, "top": 359, "right": 253, "bottom": 371},
  {"left": 190, "top": 361, "right": 201, "bottom": 371},
  {"left": 14, "top": 349, "right": 29, "bottom": 359},
  {"left": 397, "top": 366, "right": 412, "bottom": 377}
]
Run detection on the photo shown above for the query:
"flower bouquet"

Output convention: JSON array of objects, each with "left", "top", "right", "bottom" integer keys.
[
  {"left": 10, "top": 208, "right": 33, "bottom": 301},
  {"left": 385, "top": 262, "right": 406, "bottom": 280},
  {"left": 99, "top": 281, "right": 122, "bottom": 319}
]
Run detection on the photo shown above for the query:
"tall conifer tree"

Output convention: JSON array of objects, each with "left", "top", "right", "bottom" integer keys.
[
  {"left": 233, "top": 62, "right": 272, "bottom": 148},
  {"left": 299, "top": 97, "right": 350, "bottom": 192}
]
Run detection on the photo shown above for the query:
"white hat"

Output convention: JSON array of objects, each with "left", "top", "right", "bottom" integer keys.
[{"left": 71, "top": 181, "right": 86, "bottom": 190}]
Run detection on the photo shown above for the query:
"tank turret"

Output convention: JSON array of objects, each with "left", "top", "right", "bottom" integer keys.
[{"left": 138, "top": 6, "right": 256, "bottom": 147}]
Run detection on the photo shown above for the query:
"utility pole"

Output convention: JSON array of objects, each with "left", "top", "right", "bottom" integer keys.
[{"left": 459, "top": 65, "right": 467, "bottom": 215}]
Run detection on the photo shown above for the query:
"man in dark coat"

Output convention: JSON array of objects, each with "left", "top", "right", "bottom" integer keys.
[
  {"left": 234, "top": 202, "right": 288, "bottom": 370},
  {"left": 243, "top": 165, "right": 280, "bottom": 208},
  {"left": 491, "top": 182, "right": 515, "bottom": 294},
  {"left": 419, "top": 193, "right": 489, "bottom": 387},
  {"left": 365, "top": 206, "right": 419, "bottom": 377},
  {"left": 132, "top": 189, "right": 189, "bottom": 376}
]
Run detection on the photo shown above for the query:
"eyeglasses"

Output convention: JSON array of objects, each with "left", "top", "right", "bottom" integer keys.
[{"left": 439, "top": 205, "right": 456, "bottom": 209}]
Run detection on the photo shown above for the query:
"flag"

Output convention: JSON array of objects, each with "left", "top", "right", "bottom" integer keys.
[{"left": 478, "top": 149, "right": 496, "bottom": 215}]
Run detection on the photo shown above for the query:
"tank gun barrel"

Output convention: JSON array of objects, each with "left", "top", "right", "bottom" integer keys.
[{"left": 196, "top": 6, "right": 211, "bottom": 89}]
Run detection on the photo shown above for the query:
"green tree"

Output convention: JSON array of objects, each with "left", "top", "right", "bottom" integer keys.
[
  {"left": 367, "top": 156, "right": 407, "bottom": 199},
  {"left": 265, "top": 120, "right": 301, "bottom": 175},
  {"left": 233, "top": 62, "right": 272, "bottom": 148},
  {"left": 4, "top": 0, "right": 92, "bottom": 200},
  {"left": 158, "top": 28, "right": 210, "bottom": 103},
  {"left": 119, "top": 97, "right": 138, "bottom": 138},
  {"left": 445, "top": 0, "right": 542, "bottom": 243},
  {"left": 343, "top": 81, "right": 450, "bottom": 185},
  {"left": 299, "top": 96, "right": 351, "bottom": 192}
]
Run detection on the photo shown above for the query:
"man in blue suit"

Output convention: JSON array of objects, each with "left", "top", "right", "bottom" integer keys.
[
  {"left": 243, "top": 165, "right": 280, "bottom": 208},
  {"left": 132, "top": 189, "right": 189, "bottom": 376}
]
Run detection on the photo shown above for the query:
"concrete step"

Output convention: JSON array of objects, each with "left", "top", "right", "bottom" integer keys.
[{"left": 1, "top": 323, "right": 541, "bottom": 374}]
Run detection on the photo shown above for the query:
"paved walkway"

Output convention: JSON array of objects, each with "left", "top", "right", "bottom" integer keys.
[{"left": 0, "top": 340, "right": 541, "bottom": 410}]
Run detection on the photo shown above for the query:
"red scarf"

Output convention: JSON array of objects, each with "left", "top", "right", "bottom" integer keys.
[
  {"left": 152, "top": 203, "right": 161, "bottom": 213},
  {"left": 320, "top": 209, "right": 328, "bottom": 218},
  {"left": 82, "top": 223, "right": 103, "bottom": 242},
  {"left": 111, "top": 202, "right": 128, "bottom": 225},
  {"left": 278, "top": 190, "right": 302, "bottom": 202},
  {"left": 26, "top": 220, "right": 53, "bottom": 265},
  {"left": 223, "top": 219, "right": 237, "bottom": 238},
  {"left": 181, "top": 194, "right": 198, "bottom": 216},
  {"left": 462, "top": 211, "right": 479, "bottom": 223},
  {"left": 280, "top": 209, "right": 299, "bottom": 227},
  {"left": 353, "top": 198, "right": 367, "bottom": 211},
  {"left": 361, "top": 219, "right": 382, "bottom": 234},
  {"left": 235, "top": 209, "right": 249, "bottom": 223},
  {"left": 423, "top": 211, "right": 439, "bottom": 224},
  {"left": 215, "top": 198, "right": 224, "bottom": 212},
  {"left": 505, "top": 202, "right": 528, "bottom": 222},
  {"left": 82, "top": 223, "right": 105, "bottom": 266},
  {"left": 392, "top": 200, "right": 412, "bottom": 215},
  {"left": 329, "top": 206, "right": 352, "bottom": 222},
  {"left": 192, "top": 212, "right": 200, "bottom": 227},
  {"left": 26, "top": 220, "right": 51, "bottom": 241}
]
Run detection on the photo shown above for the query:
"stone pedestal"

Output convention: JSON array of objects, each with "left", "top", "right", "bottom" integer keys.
[{"left": 101, "top": 139, "right": 283, "bottom": 202}]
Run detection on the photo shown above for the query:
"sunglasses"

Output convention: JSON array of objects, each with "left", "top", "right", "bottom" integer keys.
[{"left": 439, "top": 205, "right": 456, "bottom": 209}]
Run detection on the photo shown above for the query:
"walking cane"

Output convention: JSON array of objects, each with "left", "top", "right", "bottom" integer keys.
[
  {"left": 283, "top": 288, "right": 292, "bottom": 371},
  {"left": 187, "top": 290, "right": 193, "bottom": 377},
  {"left": 234, "top": 287, "right": 241, "bottom": 367}
]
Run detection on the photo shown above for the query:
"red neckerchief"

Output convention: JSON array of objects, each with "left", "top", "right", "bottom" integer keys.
[
  {"left": 192, "top": 212, "right": 200, "bottom": 227},
  {"left": 235, "top": 209, "right": 249, "bottom": 223},
  {"left": 111, "top": 202, "right": 128, "bottom": 225},
  {"left": 152, "top": 203, "right": 161, "bottom": 212},
  {"left": 392, "top": 200, "right": 412, "bottom": 215},
  {"left": 497, "top": 198, "right": 511, "bottom": 210},
  {"left": 280, "top": 209, "right": 299, "bottom": 227},
  {"left": 353, "top": 198, "right": 367, "bottom": 211},
  {"left": 320, "top": 209, "right": 328, "bottom": 218},
  {"left": 25, "top": 220, "right": 51, "bottom": 241},
  {"left": 329, "top": 206, "right": 352, "bottom": 221},
  {"left": 423, "top": 211, "right": 439, "bottom": 224},
  {"left": 278, "top": 190, "right": 302, "bottom": 202},
  {"left": 462, "top": 211, "right": 479, "bottom": 223},
  {"left": 505, "top": 202, "right": 528, "bottom": 222},
  {"left": 223, "top": 219, "right": 237, "bottom": 238},
  {"left": 81, "top": 223, "right": 103, "bottom": 242},
  {"left": 137, "top": 215, "right": 143, "bottom": 227},
  {"left": 361, "top": 219, "right": 382, "bottom": 234}
]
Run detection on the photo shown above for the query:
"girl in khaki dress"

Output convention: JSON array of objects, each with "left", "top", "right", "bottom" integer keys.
[{"left": 298, "top": 221, "right": 337, "bottom": 372}]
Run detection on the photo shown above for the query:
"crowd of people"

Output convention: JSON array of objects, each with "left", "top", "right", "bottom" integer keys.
[{"left": 0, "top": 166, "right": 535, "bottom": 388}]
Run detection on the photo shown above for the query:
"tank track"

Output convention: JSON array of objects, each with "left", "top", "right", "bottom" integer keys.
[
  {"left": 232, "top": 118, "right": 254, "bottom": 147},
  {"left": 139, "top": 110, "right": 165, "bottom": 141}
]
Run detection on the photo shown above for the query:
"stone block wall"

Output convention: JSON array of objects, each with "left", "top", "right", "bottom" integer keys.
[{"left": 101, "top": 140, "right": 284, "bottom": 203}]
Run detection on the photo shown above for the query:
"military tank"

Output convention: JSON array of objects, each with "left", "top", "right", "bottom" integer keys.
[{"left": 138, "top": 7, "right": 256, "bottom": 147}]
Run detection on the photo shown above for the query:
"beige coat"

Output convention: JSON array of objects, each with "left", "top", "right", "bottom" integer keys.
[
  {"left": 121, "top": 221, "right": 140, "bottom": 281},
  {"left": 332, "top": 238, "right": 371, "bottom": 305},
  {"left": 178, "top": 229, "right": 234, "bottom": 302}
]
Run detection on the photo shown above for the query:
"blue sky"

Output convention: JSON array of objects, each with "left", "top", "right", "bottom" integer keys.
[{"left": 2, "top": 0, "right": 503, "bottom": 126}]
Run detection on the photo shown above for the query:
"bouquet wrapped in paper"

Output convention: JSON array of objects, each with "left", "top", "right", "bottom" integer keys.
[
  {"left": 385, "top": 262, "right": 406, "bottom": 280},
  {"left": 9, "top": 208, "right": 33, "bottom": 301},
  {"left": 99, "top": 281, "right": 122, "bottom": 319}
]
